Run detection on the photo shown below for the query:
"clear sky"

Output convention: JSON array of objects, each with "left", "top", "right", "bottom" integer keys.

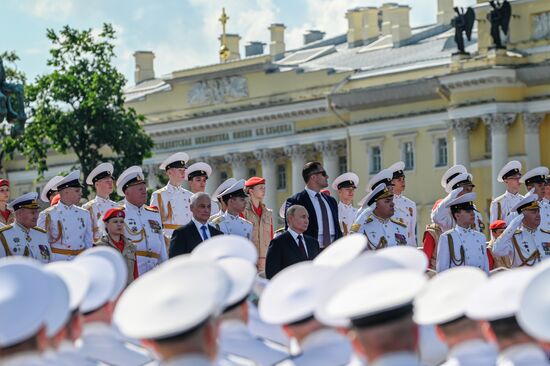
[{"left": 1, "top": 0, "right": 476, "bottom": 86}]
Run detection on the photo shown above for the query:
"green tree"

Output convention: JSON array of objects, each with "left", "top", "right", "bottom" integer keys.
[{"left": 14, "top": 23, "right": 153, "bottom": 191}]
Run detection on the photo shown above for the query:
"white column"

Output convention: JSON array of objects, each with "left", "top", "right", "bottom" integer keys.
[
  {"left": 315, "top": 141, "right": 341, "bottom": 194},
  {"left": 254, "top": 149, "right": 278, "bottom": 211},
  {"left": 224, "top": 153, "right": 248, "bottom": 180},
  {"left": 284, "top": 145, "right": 307, "bottom": 195},
  {"left": 448, "top": 118, "right": 477, "bottom": 171},
  {"left": 204, "top": 157, "right": 221, "bottom": 195},
  {"left": 482, "top": 113, "right": 516, "bottom": 197},
  {"left": 523, "top": 113, "right": 544, "bottom": 170}
]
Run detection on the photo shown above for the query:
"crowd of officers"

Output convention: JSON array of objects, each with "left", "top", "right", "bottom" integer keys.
[{"left": 0, "top": 150, "right": 550, "bottom": 365}]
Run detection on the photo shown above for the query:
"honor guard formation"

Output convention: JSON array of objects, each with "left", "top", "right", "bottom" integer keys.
[{"left": 1, "top": 152, "right": 550, "bottom": 366}]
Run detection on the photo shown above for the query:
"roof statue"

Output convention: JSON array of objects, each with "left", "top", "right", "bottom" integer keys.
[
  {"left": 451, "top": 7, "right": 475, "bottom": 55},
  {"left": 487, "top": 0, "right": 512, "bottom": 49}
]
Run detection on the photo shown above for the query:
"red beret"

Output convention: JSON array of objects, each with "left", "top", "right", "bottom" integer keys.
[
  {"left": 245, "top": 177, "right": 266, "bottom": 187},
  {"left": 102, "top": 207, "right": 125, "bottom": 222},
  {"left": 489, "top": 220, "right": 507, "bottom": 231},
  {"left": 0, "top": 179, "right": 9, "bottom": 187},
  {"left": 50, "top": 194, "right": 61, "bottom": 205}
]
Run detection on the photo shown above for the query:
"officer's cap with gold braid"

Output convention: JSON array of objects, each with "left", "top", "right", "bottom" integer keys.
[
  {"left": 446, "top": 192, "right": 476, "bottom": 211},
  {"left": 8, "top": 192, "right": 40, "bottom": 211},
  {"left": 365, "top": 183, "right": 393, "bottom": 207},
  {"left": 159, "top": 152, "right": 189, "bottom": 171},
  {"left": 116, "top": 166, "right": 145, "bottom": 196},
  {"left": 520, "top": 166, "right": 549, "bottom": 186},
  {"left": 512, "top": 193, "right": 540, "bottom": 214}
]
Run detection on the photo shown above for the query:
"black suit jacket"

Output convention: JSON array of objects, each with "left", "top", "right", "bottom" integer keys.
[
  {"left": 285, "top": 189, "right": 343, "bottom": 242},
  {"left": 265, "top": 231, "right": 321, "bottom": 279},
  {"left": 169, "top": 221, "right": 224, "bottom": 258}
]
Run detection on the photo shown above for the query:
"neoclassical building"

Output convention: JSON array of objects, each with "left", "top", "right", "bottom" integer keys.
[{"left": 5, "top": 0, "right": 550, "bottom": 233}]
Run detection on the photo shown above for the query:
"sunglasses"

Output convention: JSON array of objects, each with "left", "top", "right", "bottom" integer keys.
[{"left": 311, "top": 170, "right": 328, "bottom": 177}]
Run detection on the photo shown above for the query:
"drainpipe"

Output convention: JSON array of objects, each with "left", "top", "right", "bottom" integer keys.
[{"left": 326, "top": 75, "right": 353, "bottom": 170}]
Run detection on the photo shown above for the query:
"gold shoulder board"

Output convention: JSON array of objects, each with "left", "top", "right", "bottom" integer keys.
[
  {"left": 391, "top": 218, "right": 407, "bottom": 228},
  {"left": 144, "top": 206, "right": 159, "bottom": 212},
  {"left": 32, "top": 226, "right": 47, "bottom": 233}
]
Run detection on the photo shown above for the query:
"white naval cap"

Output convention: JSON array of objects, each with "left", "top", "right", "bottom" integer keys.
[
  {"left": 191, "top": 234, "right": 258, "bottom": 265},
  {"left": 259, "top": 262, "right": 333, "bottom": 325},
  {"left": 187, "top": 162, "right": 212, "bottom": 180},
  {"left": 45, "top": 261, "right": 91, "bottom": 311},
  {"left": 512, "top": 193, "right": 540, "bottom": 214},
  {"left": 219, "top": 179, "right": 247, "bottom": 201},
  {"left": 520, "top": 166, "right": 549, "bottom": 185},
  {"left": 159, "top": 152, "right": 189, "bottom": 170},
  {"left": 323, "top": 268, "right": 426, "bottom": 329},
  {"left": 363, "top": 183, "right": 393, "bottom": 209},
  {"left": 445, "top": 172, "right": 474, "bottom": 193},
  {"left": 374, "top": 246, "right": 428, "bottom": 273},
  {"left": 86, "top": 162, "right": 114, "bottom": 186},
  {"left": 517, "top": 267, "right": 550, "bottom": 342},
  {"left": 366, "top": 169, "right": 393, "bottom": 192},
  {"left": 55, "top": 170, "right": 83, "bottom": 191},
  {"left": 217, "top": 257, "right": 256, "bottom": 310},
  {"left": 315, "top": 254, "right": 406, "bottom": 328},
  {"left": 114, "top": 256, "right": 231, "bottom": 340},
  {"left": 440, "top": 164, "right": 467, "bottom": 189},
  {"left": 40, "top": 175, "right": 63, "bottom": 203},
  {"left": 388, "top": 161, "right": 406, "bottom": 179},
  {"left": 414, "top": 267, "right": 488, "bottom": 325},
  {"left": 43, "top": 271, "right": 71, "bottom": 338},
  {"left": 465, "top": 268, "right": 536, "bottom": 321},
  {"left": 445, "top": 192, "right": 477, "bottom": 210},
  {"left": 313, "top": 233, "right": 367, "bottom": 268},
  {"left": 497, "top": 160, "right": 522, "bottom": 183},
  {"left": 213, "top": 178, "right": 237, "bottom": 200},
  {"left": 79, "top": 246, "right": 128, "bottom": 301},
  {"left": 0, "top": 258, "right": 54, "bottom": 347},
  {"left": 331, "top": 172, "right": 359, "bottom": 191},
  {"left": 7, "top": 192, "right": 40, "bottom": 211},
  {"left": 357, "top": 194, "right": 368, "bottom": 208},
  {"left": 116, "top": 165, "right": 145, "bottom": 196},
  {"left": 75, "top": 255, "right": 117, "bottom": 313}
]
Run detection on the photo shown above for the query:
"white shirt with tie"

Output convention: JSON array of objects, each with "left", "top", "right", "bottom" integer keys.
[
  {"left": 288, "top": 228, "right": 309, "bottom": 258},
  {"left": 305, "top": 187, "right": 335, "bottom": 246},
  {"left": 192, "top": 218, "right": 211, "bottom": 241}
]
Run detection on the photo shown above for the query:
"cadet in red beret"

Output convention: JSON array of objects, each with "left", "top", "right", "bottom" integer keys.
[
  {"left": 94, "top": 207, "right": 138, "bottom": 284},
  {"left": 487, "top": 219, "right": 511, "bottom": 270},
  {"left": 0, "top": 179, "right": 14, "bottom": 226},
  {"left": 243, "top": 177, "right": 273, "bottom": 272}
]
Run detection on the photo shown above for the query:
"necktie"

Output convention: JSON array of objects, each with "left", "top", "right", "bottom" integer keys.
[
  {"left": 200, "top": 225, "right": 209, "bottom": 241},
  {"left": 297, "top": 235, "right": 308, "bottom": 259},
  {"left": 316, "top": 193, "right": 331, "bottom": 247}
]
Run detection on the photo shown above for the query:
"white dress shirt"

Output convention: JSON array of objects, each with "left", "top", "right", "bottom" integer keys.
[
  {"left": 192, "top": 218, "right": 211, "bottom": 240},
  {"left": 440, "top": 339, "right": 497, "bottom": 366},
  {"left": 497, "top": 343, "right": 549, "bottom": 366},
  {"left": 305, "top": 187, "right": 335, "bottom": 246},
  {"left": 288, "top": 227, "right": 309, "bottom": 257}
]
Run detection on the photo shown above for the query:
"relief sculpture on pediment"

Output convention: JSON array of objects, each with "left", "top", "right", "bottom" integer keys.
[{"left": 187, "top": 75, "right": 248, "bottom": 105}]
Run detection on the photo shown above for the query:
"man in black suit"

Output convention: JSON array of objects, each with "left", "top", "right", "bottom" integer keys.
[
  {"left": 265, "top": 205, "right": 320, "bottom": 279},
  {"left": 169, "top": 192, "right": 223, "bottom": 258},
  {"left": 285, "top": 161, "right": 342, "bottom": 248}
]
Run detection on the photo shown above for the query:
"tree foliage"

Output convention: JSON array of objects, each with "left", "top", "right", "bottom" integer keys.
[{"left": 11, "top": 23, "right": 153, "bottom": 188}]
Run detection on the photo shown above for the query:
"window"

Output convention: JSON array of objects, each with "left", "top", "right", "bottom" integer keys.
[
  {"left": 277, "top": 164, "right": 287, "bottom": 190},
  {"left": 402, "top": 141, "right": 415, "bottom": 171},
  {"left": 370, "top": 146, "right": 382, "bottom": 174},
  {"left": 248, "top": 167, "right": 257, "bottom": 177},
  {"left": 338, "top": 156, "right": 347, "bottom": 175},
  {"left": 436, "top": 138, "right": 448, "bottom": 167},
  {"left": 220, "top": 171, "right": 228, "bottom": 182}
]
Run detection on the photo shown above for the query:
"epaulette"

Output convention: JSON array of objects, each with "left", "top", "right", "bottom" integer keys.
[
  {"left": 32, "top": 226, "right": 47, "bottom": 233},
  {"left": 541, "top": 228, "right": 550, "bottom": 235},
  {"left": 274, "top": 227, "right": 285, "bottom": 234},
  {"left": 144, "top": 205, "right": 159, "bottom": 212},
  {"left": 350, "top": 223, "right": 361, "bottom": 233},
  {"left": 514, "top": 229, "right": 522, "bottom": 235},
  {"left": 211, "top": 216, "right": 224, "bottom": 225},
  {"left": 154, "top": 186, "right": 168, "bottom": 194},
  {"left": 0, "top": 224, "right": 13, "bottom": 233},
  {"left": 81, "top": 200, "right": 93, "bottom": 209},
  {"left": 391, "top": 218, "right": 407, "bottom": 228},
  {"left": 240, "top": 217, "right": 253, "bottom": 225},
  {"left": 42, "top": 205, "right": 56, "bottom": 213}
]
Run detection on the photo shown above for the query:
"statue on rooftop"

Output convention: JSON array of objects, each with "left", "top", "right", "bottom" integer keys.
[
  {"left": 452, "top": 7, "right": 475, "bottom": 55},
  {"left": 0, "top": 57, "right": 27, "bottom": 134},
  {"left": 487, "top": 0, "right": 512, "bottom": 49}
]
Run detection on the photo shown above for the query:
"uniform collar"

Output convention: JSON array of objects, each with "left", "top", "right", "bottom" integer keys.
[
  {"left": 167, "top": 182, "right": 183, "bottom": 192},
  {"left": 455, "top": 225, "right": 471, "bottom": 233},
  {"left": 162, "top": 353, "right": 212, "bottom": 366},
  {"left": 505, "top": 190, "right": 521, "bottom": 198},
  {"left": 520, "top": 224, "right": 537, "bottom": 234},
  {"left": 59, "top": 201, "right": 73, "bottom": 210},
  {"left": 370, "top": 351, "right": 420, "bottom": 366},
  {"left": 300, "top": 328, "right": 347, "bottom": 352},
  {"left": 0, "top": 351, "right": 43, "bottom": 366},
  {"left": 339, "top": 201, "right": 354, "bottom": 208},
  {"left": 498, "top": 343, "right": 548, "bottom": 365},
  {"left": 219, "top": 319, "right": 249, "bottom": 336},
  {"left": 95, "top": 195, "right": 111, "bottom": 203},
  {"left": 224, "top": 211, "right": 240, "bottom": 219},
  {"left": 373, "top": 213, "right": 390, "bottom": 224},
  {"left": 447, "top": 339, "right": 496, "bottom": 362},
  {"left": 14, "top": 222, "right": 30, "bottom": 234},
  {"left": 124, "top": 199, "right": 143, "bottom": 212}
]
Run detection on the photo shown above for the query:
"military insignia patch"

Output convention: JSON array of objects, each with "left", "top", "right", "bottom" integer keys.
[
  {"left": 395, "top": 233, "right": 407, "bottom": 246},
  {"left": 13, "top": 237, "right": 19, "bottom": 243},
  {"left": 148, "top": 220, "right": 161, "bottom": 233},
  {"left": 39, "top": 245, "right": 51, "bottom": 260},
  {"left": 543, "top": 242, "right": 550, "bottom": 256},
  {"left": 408, "top": 207, "right": 413, "bottom": 217}
]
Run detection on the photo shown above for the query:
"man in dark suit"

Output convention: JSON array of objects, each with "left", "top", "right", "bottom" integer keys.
[
  {"left": 265, "top": 205, "right": 321, "bottom": 279},
  {"left": 169, "top": 192, "right": 223, "bottom": 258},
  {"left": 285, "top": 161, "right": 342, "bottom": 248}
]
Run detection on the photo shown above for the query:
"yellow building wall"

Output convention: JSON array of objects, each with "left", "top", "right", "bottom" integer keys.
[{"left": 541, "top": 115, "right": 550, "bottom": 168}]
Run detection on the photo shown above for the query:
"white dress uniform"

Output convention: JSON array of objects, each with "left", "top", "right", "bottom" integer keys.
[
  {"left": 496, "top": 343, "right": 550, "bottom": 366},
  {"left": 338, "top": 202, "right": 357, "bottom": 236},
  {"left": 212, "top": 211, "right": 253, "bottom": 239},
  {"left": 490, "top": 191, "right": 523, "bottom": 224},
  {"left": 492, "top": 224, "right": 550, "bottom": 268},
  {"left": 352, "top": 211, "right": 408, "bottom": 250},
  {"left": 37, "top": 202, "right": 93, "bottom": 261},
  {"left": 50, "top": 340, "right": 100, "bottom": 366},
  {"left": 540, "top": 198, "right": 550, "bottom": 230},
  {"left": 277, "top": 329, "right": 352, "bottom": 366},
  {"left": 440, "top": 339, "right": 497, "bottom": 366},
  {"left": 77, "top": 322, "right": 156, "bottom": 366},
  {"left": 164, "top": 355, "right": 211, "bottom": 366},
  {"left": 82, "top": 196, "right": 119, "bottom": 241},
  {"left": 436, "top": 226, "right": 490, "bottom": 273},
  {"left": 217, "top": 319, "right": 288, "bottom": 366},
  {"left": 150, "top": 183, "right": 193, "bottom": 240},
  {"left": 123, "top": 200, "right": 168, "bottom": 275},
  {"left": 393, "top": 194, "right": 417, "bottom": 246},
  {"left": 0, "top": 223, "right": 51, "bottom": 262}
]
